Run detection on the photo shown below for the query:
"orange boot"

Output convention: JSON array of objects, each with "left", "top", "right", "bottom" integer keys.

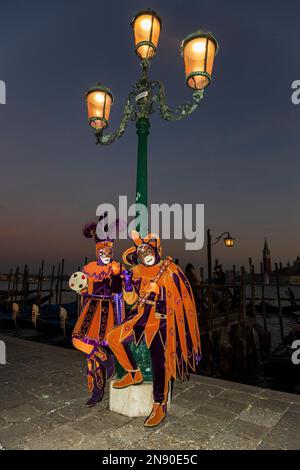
[
  {"left": 144, "top": 403, "right": 167, "bottom": 427},
  {"left": 112, "top": 369, "right": 143, "bottom": 389}
]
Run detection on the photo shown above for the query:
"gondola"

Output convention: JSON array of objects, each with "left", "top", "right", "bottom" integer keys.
[{"left": 35, "top": 302, "right": 77, "bottom": 337}]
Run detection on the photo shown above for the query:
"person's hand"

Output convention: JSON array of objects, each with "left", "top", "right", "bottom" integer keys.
[
  {"left": 146, "top": 282, "right": 160, "bottom": 295},
  {"left": 111, "top": 261, "right": 120, "bottom": 275},
  {"left": 121, "top": 269, "right": 132, "bottom": 281},
  {"left": 121, "top": 269, "right": 133, "bottom": 291}
]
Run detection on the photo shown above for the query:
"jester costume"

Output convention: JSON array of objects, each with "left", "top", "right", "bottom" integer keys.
[
  {"left": 71, "top": 221, "right": 123, "bottom": 406},
  {"left": 107, "top": 231, "right": 201, "bottom": 426}
]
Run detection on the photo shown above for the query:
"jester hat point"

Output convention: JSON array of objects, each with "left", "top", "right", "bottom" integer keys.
[{"left": 82, "top": 213, "right": 114, "bottom": 257}]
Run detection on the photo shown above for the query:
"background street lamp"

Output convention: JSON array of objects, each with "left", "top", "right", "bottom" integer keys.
[
  {"left": 86, "top": 85, "right": 114, "bottom": 131},
  {"left": 131, "top": 9, "right": 162, "bottom": 63},
  {"left": 85, "top": 8, "right": 218, "bottom": 236},
  {"left": 207, "top": 229, "right": 235, "bottom": 283},
  {"left": 181, "top": 29, "right": 218, "bottom": 90}
]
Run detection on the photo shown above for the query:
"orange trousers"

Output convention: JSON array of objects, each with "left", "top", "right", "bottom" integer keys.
[{"left": 107, "top": 313, "right": 170, "bottom": 404}]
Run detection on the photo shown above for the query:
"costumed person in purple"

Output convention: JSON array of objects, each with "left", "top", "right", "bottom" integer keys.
[
  {"left": 107, "top": 231, "right": 201, "bottom": 427},
  {"left": 70, "top": 216, "right": 123, "bottom": 407}
]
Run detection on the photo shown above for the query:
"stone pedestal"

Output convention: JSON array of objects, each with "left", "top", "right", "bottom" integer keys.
[{"left": 109, "top": 380, "right": 171, "bottom": 418}]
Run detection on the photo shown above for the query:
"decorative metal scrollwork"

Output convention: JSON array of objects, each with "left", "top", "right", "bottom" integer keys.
[
  {"left": 95, "top": 96, "right": 136, "bottom": 145},
  {"left": 152, "top": 80, "right": 204, "bottom": 121},
  {"left": 94, "top": 68, "right": 204, "bottom": 145}
]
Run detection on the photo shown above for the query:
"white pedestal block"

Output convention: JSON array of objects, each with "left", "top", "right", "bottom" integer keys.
[
  {"left": 109, "top": 381, "right": 153, "bottom": 417},
  {"left": 109, "top": 380, "right": 171, "bottom": 418}
]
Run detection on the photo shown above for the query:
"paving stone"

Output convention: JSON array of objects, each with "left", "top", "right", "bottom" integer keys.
[
  {"left": 194, "top": 403, "right": 237, "bottom": 423},
  {"left": 142, "top": 430, "right": 209, "bottom": 450},
  {"left": 108, "top": 421, "right": 158, "bottom": 446},
  {"left": 29, "top": 411, "right": 70, "bottom": 431},
  {"left": 258, "top": 389, "right": 300, "bottom": 404},
  {"left": 0, "top": 416, "right": 7, "bottom": 428},
  {"left": 263, "top": 412, "right": 300, "bottom": 450},
  {"left": 172, "top": 395, "right": 207, "bottom": 412},
  {"left": 0, "top": 404, "right": 42, "bottom": 423},
  {"left": 0, "top": 388, "right": 24, "bottom": 409},
  {"left": 168, "top": 403, "right": 190, "bottom": 419},
  {"left": 27, "top": 384, "right": 87, "bottom": 404},
  {"left": 173, "top": 381, "right": 194, "bottom": 391},
  {"left": 162, "top": 420, "right": 209, "bottom": 444},
  {"left": 226, "top": 418, "right": 269, "bottom": 440},
  {"left": 24, "top": 424, "right": 85, "bottom": 450},
  {"left": 172, "top": 389, "right": 185, "bottom": 400},
  {"left": 188, "top": 382, "right": 225, "bottom": 397},
  {"left": 182, "top": 411, "right": 226, "bottom": 437},
  {"left": 72, "top": 411, "right": 130, "bottom": 438},
  {"left": 71, "top": 435, "right": 126, "bottom": 450},
  {"left": 204, "top": 430, "right": 260, "bottom": 450},
  {"left": 223, "top": 382, "right": 262, "bottom": 395},
  {"left": 288, "top": 403, "right": 300, "bottom": 414},
  {"left": 251, "top": 397, "right": 290, "bottom": 413},
  {"left": 57, "top": 404, "right": 99, "bottom": 421},
  {"left": 190, "top": 375, "right": 261, "bottom": 395},
  {"left": 239, "top": 404, "right": 283, "bottom": 428},
  {"left": 26, "top": 396, "right": 66, "bottom": 415},
  {"left": 126, "top": 443, "right": 150, "bottom": 450},
  {"left": 209, "top": 396, "right": 249, "bottom": 414},
  {"left": 0, "top": 420, "right": 42, "bottom": 449},
  {"left": 256, "top": 441, "right": 283, "bottom": 450},
  {"left": 218, "top": 389, "right": 258, "bottom": 404},
  {"left": 180, "top": 389, "right": 217, "bottom": 406}
]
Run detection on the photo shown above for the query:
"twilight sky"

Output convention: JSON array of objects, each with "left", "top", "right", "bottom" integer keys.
[{"left": 0, "top": 0, "right": 300, "bottom": 274}]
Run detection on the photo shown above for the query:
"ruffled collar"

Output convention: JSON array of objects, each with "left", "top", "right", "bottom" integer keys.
[
  {"left": 83, "top": 261, "right": 113, "bottom": 281},
  {"left": 133, "top": 262, "right": 163, "bottom": 280}
]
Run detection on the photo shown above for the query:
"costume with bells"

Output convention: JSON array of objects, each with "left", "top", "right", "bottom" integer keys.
[
  {"left": 107, "top": 231, "right": 201, "bottom": 427},
  {"left": 71, "top": 221, "right": 123, "bottom": 407}
]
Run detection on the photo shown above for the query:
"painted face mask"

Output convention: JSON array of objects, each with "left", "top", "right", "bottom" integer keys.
[
  {"left": 137, "top": 244, "right": 156, "bottom": 266},
  {"left": 98, "top": 247, "right": 112, "bottom": 265}
]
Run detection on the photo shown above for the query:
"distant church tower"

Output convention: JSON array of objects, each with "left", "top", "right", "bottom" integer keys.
[{"left": 263, "top": 237, "right": 272, "bottom": 275}]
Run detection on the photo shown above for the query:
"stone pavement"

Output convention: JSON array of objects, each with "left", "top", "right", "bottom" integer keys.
[{"left": 0, "top": 334, "right": 299, "bottom": 450}]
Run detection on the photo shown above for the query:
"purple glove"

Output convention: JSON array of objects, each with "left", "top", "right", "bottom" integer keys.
[{"left": 122, "top": 269, "right": 133, "bottom": 292}]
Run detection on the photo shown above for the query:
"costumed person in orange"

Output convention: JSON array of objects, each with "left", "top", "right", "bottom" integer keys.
[
  {"left": 107, "top": 231, "right": 201, "bottom": 427},
  {"left": 70, "top": 218, "right": 123, "bottom": 407}
]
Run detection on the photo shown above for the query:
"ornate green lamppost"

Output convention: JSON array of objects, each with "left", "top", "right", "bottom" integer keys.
[
  {"left": 85, "top": 8, "right": 218, "bottom": 235},
  {"left": 85, "top": 9, "right": 219, "bottom": 380}
]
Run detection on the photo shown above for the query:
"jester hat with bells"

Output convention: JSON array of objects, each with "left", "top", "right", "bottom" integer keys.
[
  {"left": 81, "top": 213, "right": 125, "bottom": 282},
  {"left": 82, "top": 211, "right": 124, "bottom": 260},
  {"left": 122, "top": 230, "right": 162, "bottom": 268}
]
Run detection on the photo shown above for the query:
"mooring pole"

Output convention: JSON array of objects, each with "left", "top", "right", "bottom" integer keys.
[
  {"left": 260, "top": 262, "right": 267, "bottom": 334},
  {"left": 55, "top": 262, "right": 61, "bottom": 305},
  {"left": 59, "top": 258, "right": 64, "bottom": 305},
  {"left": 49, "top": 265, "right": 55, "bottom": 304},
  {"left": 207, "top": 229, "right": 212, "bottom": 284},
  {"left": 6, "top": 268, "right": 13, "bottom": 310},
  {"left": 249, "top": 257, "right": 256, "bottom": 320},
  {"left": 21, "top": 264, "right": 28, "bottom": 312},
  {"left": 275, "top": 262, "right": 284, "bottom": 341},
  {"left": 240, "top": 265, "right": 247, "bottom": 361},
  {"left": 13, "top": 266, "right": 19, "bottom": 302}
]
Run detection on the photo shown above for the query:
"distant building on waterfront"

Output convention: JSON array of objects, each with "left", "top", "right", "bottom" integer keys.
[
  {"left": 263, "top": 237, "right": 272, "bottom": 275},
  {"left": 276, "top": 255, "right": 300, "bottom": 285},
  {"left": 261, "top": 239, "right": 300, "bottom": 285}
]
